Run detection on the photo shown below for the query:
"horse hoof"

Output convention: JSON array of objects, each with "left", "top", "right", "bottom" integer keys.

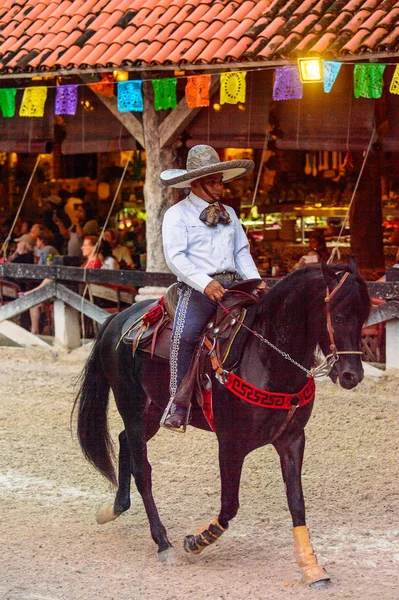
[
  {"left": 96, "top": 502, "right": 119, "bottom": 525},
  {"left": 158, "top": 548, "right": 177, "bottom": 565},
  {"left": 309, "top": 579, "right": 331, "bottom": 590},
  {"left": 183, "top": 534, "right": 204, "bottom": 555}
]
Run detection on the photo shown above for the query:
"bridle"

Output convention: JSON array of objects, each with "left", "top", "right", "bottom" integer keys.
[
  {"left": 323, "top": 271, "right": 363, "bottom": 368},
  {"left": 218, "top": 271, "right": 363, "bottom": 379}
]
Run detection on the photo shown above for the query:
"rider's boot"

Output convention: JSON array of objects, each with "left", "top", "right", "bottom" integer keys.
[{"left": 160, "top": 399, "right": 191, "bottom": 433}]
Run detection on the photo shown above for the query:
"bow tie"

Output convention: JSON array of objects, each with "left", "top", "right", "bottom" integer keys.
[{"left": 199, "top": 202, "right": 232, "bottom": 227}]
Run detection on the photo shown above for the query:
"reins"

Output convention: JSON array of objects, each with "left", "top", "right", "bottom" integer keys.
[{"left": 217, "top": 272, "right": 362, "bottom": 380}]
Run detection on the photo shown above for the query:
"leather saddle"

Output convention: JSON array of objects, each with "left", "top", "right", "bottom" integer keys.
[{"left": 122, "top": 279, "right": 262, "bottom": 362}]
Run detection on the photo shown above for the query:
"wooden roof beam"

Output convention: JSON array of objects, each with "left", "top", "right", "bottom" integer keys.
[
  {"left": 80, "top": 75, "right": 145, "bottom": 149},
  {"left": 159, "top": 75, "right": 219, "bottom": 149}
]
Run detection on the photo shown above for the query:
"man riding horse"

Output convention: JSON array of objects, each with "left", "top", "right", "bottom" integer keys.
[{"left": 160, "top": 144, "right": 267, "bottom": 432}]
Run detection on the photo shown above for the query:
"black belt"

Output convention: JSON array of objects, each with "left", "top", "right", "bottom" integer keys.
[{"left": 210, "top": 271, "right": 238, "bottom": 284}]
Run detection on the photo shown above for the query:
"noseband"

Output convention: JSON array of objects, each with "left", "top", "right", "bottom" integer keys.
[{"left": 323, "top": 271, "right": 363, "bottom": 368}]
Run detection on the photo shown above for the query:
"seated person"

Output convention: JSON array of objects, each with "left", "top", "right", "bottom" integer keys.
[
  {"left": 100, "top": 240, "right": 119, "bottom": 270},
  {"left": 22, "top": 235, "right": 101, "bottom": 334},
  {"left": 35, "top": 230, "right": 60, "bottom": 266},
  {"left": 104, "top": 228, "right": 134, "bottom": 268},
  {"left": 294, "top": 249, "right": 322, "bottom": 270},
  {"left": 294, "top": 229, "right": 330, "bottom": 270},
  {"left": 9, "top": 237, "right": 34, "bottom": 264},
  {"left": 82, "top": 236, "right": 102, "bottom": 269}
]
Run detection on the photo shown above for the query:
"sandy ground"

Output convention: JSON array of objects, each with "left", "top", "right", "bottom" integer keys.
[{"left": 0, "top": 345, "right": 398, "bottom": 600}]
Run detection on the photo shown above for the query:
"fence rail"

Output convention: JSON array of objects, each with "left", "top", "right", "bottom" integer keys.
[{"left": 0, "top": 264, "right": 398, "bottom": 365}]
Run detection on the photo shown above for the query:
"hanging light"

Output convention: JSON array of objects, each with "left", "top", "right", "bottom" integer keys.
[
  {"left": 113, "top": 70, "right": 129, "bottom": 82},
  {"left": 297, "top": 57, "right": 323, "bottom": 83}
]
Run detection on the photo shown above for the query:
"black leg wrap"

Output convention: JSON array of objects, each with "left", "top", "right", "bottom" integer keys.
[{"left": 184, "top": 519, "right": 228, "bottom": 554}]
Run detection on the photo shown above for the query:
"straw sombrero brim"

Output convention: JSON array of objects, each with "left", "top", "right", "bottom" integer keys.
[{"left": 160, "top": 159, "right": 254, "bottom": 189}]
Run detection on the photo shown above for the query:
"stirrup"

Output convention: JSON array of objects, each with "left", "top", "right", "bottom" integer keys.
[{"left": 160, "top": 398, "right": 191, "bottom": 433}]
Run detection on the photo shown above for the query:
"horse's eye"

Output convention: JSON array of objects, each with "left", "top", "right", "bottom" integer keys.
[{"left": 334, "top": 315, "right": 344, "bottom": 324}]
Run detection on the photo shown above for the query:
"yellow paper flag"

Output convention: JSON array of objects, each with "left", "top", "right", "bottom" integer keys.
[
  {"left": 389, "top": 64, "right": 399, "bottom": 95},
  {"left": 220, "top": 71, "right": 246, "bottom": 105},
  {"left": 19, "top": 87, "right": 48, "bottom": 117}
]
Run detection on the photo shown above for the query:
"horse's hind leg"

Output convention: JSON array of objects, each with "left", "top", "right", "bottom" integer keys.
[
  {"left": 274, "top": 431, "right": 330, "bottom": 588},
  {"left": 97, "top": 403, "right": 173, "bottom": 559},
  {"left": 96, "top": 430, "right": 132, "bottom": 524},
  {"left": 123, "top": 407, "right": 175, "bottom": 560}
]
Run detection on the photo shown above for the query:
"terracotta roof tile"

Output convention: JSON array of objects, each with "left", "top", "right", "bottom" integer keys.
[
  {"left": 123, "top": 41, "right": 150, "bottom": 63},
  {"left": 310, "top": 32, "right": 340, "bottom": 54},
  {"left": 225, "top": 36, "right": 254, "bottom": 60},
  {"left": 101, "top": 27, "right": 128, "bottom": 45},
  {"left": 78, "top": 42, "right": 111, "bottom": 66},
  {"left": 156, "top": 22, "right": 181, "bottom": 43},
  {"left": 179, "top": 38, "right": 209, "bottom": 63},
  {"left": 196, "top": 38, "right": 224, "bottom": 63},
  {"left": 102, "top": 42, "right": 133, "bottom": 65},
  {"left": 213, "top": 38, "right": 242, "bottom": 62},
  {"left": 341, "top": 28, "right": 379, "bottom": 53},
  {"left": 226, "top": 19, "right": 258, "bottom": 41},
  {"left": 135, "top": 40, "right": 163, "bottom": 63},
  {"left": 1, "top": 0, "right": 399, "bottom": 74},
  {"left": 151, "top": 40, "right": 179, "bottom": 64},
  {"left": 128, "top": 25, "right": 153, "bottom": 45},
  {"left": 167, "top": 40, "right": 196, "bottom": 63},
  {"left": 179, "top": 20, "right": 208, "bottom": 40},
  {"left": 377, "top": 25, "right": 399, "bottom": 51},
  {"left": 0, "top": 35, "right": 19, "bottom": 54},
  {"left": 196, "top": 20, "right": 226, "bottom": 42},
  {"left": 359, "top": 27, "right": 391, "bottom": 50}
]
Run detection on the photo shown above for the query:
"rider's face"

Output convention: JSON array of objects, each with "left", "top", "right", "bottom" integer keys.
[{"left": 192, "top": 174, "right": 224, "bottom": 202}]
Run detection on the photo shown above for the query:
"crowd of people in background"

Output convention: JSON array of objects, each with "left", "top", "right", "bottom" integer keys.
[
  {"left": 0, "top": 182, "right": 146, "bottom": 271},
  {"left": 0, "top": 183, "right": 147, "bottom": 335}
]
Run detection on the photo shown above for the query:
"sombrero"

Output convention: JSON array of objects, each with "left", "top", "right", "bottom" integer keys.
[{"left": 160, "top": 145, "right": 254, "bottom": 189}]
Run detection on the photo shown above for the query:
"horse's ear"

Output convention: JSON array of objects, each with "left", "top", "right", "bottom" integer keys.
[
  {"left": 347, "top": 255, "right": 359, "bottom": 276},
  {"left": 320, "top": 260, "right": 338, "bottom": 287}
]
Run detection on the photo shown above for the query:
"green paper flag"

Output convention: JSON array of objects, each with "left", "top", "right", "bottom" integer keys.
[
  {"left": 152, "top": 78, "right": 177, "bottom": 110},
  {"left": 354, "top": 64, "right": 386, "bottom": 99},
  {"left": 0, "top": 88, "right": 17, "bottom": 117}
]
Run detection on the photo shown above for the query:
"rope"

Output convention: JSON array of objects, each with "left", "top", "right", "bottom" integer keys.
[
  {"left": 245, "top": 127, "right": 270, "bottom": 235},
  {"left": 80, "top": 152, "right": 133, "bottom": 343},
  {"left": 328, "top": 127, "right": 376, "bottom": 264},
  {"left": 1, "top": 154, "right": 41, "bottom": 259}
]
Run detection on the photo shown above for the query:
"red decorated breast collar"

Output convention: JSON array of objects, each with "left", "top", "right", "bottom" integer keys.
[{"left": 218, "top": 371, "right": 316, "bottom": 410}]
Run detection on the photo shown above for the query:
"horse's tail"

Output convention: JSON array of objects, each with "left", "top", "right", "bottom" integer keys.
[{"left": 72, "top": 316, "right": 117, "bottom": 486}]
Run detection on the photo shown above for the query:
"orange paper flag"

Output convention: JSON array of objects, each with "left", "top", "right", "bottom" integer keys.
[
  {"left": 185, "top": 74, "right": 212, "bottom": 108},
  {"left": 86, "top": 73, "right": 114, "bottom": 98}
]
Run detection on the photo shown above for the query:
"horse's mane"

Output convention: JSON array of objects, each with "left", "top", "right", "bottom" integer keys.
[{"left": 253, "top": 263, "right": 370, "bottom": 321}]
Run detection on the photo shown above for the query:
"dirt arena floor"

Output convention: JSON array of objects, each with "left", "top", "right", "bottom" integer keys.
[{"left": 1, "top": 345, "right": 398, "bottom": 600}]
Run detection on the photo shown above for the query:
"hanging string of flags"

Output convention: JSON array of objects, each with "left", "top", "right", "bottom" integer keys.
[{"left": 1, "top": 61, "right": 399, "bottom": 119}]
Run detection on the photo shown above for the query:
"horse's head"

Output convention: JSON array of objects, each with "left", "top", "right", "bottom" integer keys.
[{"left": 316, "top": 258, "right": 371, "bottom": 389}]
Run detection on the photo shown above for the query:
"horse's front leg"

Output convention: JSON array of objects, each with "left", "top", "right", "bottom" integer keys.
[
  {"left": 274, "top": 431, "right": 330, "bottom": 588},
  {"left": 184, "top": 435, "right": 245, "bottom": 555}
]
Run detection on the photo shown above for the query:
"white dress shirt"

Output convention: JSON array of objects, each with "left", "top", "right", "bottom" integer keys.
[{"left": 162, "top": 192, "right": 261, "bottom": 293}]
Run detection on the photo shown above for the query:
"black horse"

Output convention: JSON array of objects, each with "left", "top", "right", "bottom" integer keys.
[{"left": 73, "top": 260, "right": 370, "bottom": 587}]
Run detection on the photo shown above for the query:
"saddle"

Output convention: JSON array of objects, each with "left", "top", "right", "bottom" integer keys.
[
  {"left": 122, "top": 279, "right": 263, "bottom": 429},
  {"left": 122, "top": 279, "right": 262, "bottom": 361}
]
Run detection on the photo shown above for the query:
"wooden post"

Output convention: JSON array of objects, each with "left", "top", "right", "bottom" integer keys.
[
  {"left": 53, "top": 299, "right": 81, "bottom": 350},
  {"left": 386, "top": 319, "right": 399, "bottom": 369},
  {"left": 142, "top": 80, "right": 175, "bottom": 274}
]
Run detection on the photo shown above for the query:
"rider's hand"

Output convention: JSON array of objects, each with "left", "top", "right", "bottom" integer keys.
[
  {"left": 204, "top": 280, "right": 226, "bottom": 302},
  {"left": 255, "top": 279, "right": 268, "bottom": 298}
]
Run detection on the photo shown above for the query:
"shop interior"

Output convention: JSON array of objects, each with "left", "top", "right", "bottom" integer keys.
[{"left": 1, "top": 142, "right": 398, "bottom": 277}]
